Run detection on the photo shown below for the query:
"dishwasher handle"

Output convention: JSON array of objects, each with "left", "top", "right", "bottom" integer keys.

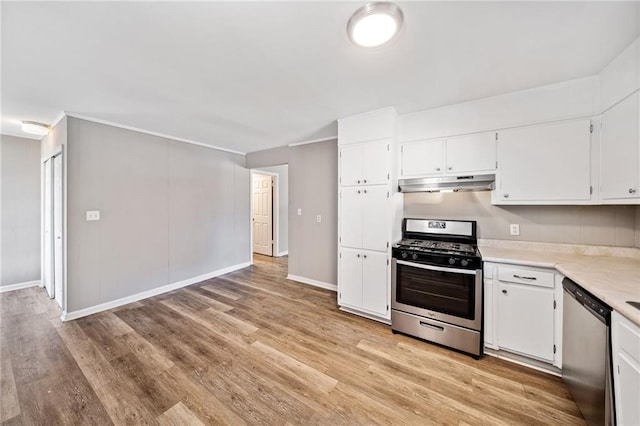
[{"left": 563, "top": 277, "right": 611, "bottom": 325}]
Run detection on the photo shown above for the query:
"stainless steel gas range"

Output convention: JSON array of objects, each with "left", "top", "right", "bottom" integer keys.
[{"left": 391, "top": 218, "right": 483, "bottom": 359}]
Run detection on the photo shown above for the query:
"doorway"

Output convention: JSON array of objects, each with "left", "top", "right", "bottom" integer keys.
[
  {"left": 42, "top": 152, "right": 64, "bottom": 308},
  {"left": 251, "top": 165, "right": 288, "bottom": 260}
]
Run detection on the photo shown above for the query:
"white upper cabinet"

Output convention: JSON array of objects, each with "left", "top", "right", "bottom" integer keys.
[
  {"left": 446, "top": 132, "right": 496, "bottom": 174},
  {"left": 601, "top": 90, "right": 640, "bottom": 201},
  {"left": 363, "top": 140, "right": 390, "bottom": 185},
  {"left": 338, "top": 107, "right": 396, "bottom": 145},
  {"left": 339, "top": 140, "right": 389, "bottom": 187},
  {"left": 495, "top": 119, "right": 592, "bottom": 203},
  {"left": 400, "top": 139, "right": 443, "bottom": 176},
  {"left": 400, "top": 132, "right": 496, "bottom": 178},
  {"left": 339, "top": 144, "right": 363, "bottom": 186}
]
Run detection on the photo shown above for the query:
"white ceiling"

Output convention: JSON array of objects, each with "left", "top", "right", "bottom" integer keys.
[{"left": 2, "top": 1, "right": 638, "bottom": 153}]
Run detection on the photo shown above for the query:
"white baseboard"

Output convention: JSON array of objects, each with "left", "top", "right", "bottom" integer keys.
[
  {"left": 286, "top": 274, "right": 337, "bottom": 292},
  {"left": 0, "top": 280, "right": 41, "bottom": 293},
  {"left": 277, "top": 250, "right": 288, "bottom": 257},
  {"left": 61, "top": 262, "right": 251, "bottom": 321}
]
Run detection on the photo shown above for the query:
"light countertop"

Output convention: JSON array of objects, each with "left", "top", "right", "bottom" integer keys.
[{"left": 479, "top": 242, "right": 640, "bottom": 327}]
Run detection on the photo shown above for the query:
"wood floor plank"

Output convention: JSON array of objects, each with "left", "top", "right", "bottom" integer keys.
[
  {"left": 157, "top": 401, "right": 205, "bottom": 426},
  {"left": 0, "top": 356, "right": 20, "bottom": 422},
  {"left": 1, "top": 254, "right": 586, "bottom": 425}
]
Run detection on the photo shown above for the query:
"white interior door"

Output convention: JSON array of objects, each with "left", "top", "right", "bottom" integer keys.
[
  {"left": 252, "top": 174, "right": 273, "bottom": 256},
  {"left": 43, "top": 159, "right": 54, "bottom": 298},
  {"left": 53, "top": 155, "right": 63, "bottom": 307}
]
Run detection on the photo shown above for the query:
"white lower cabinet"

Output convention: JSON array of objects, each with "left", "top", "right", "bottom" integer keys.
[
  {"left": 497, "top": 282, "right": 555, "bottom": 362},
  {"left": 484, "top": 262, "right": 561, "bottom": 368},
  {"left": 612, "top": 311, "right": 640, "bottom": 426},
  {"left": 339, "top": 248, "right": 389, "bottom": 318}
]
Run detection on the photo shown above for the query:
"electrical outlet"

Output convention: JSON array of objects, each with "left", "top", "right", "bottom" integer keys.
[
  {"left": 510, "top": 224, "right": 520, "bottom": 236},
  {"left": 86, "top": 211, "right": 101, "bottom": 221},
  {"left": 316, "top": 215, "right": 322, "bottom": 223},
  {"left": 297, "top": 208, "right": 302, "bottom": 216}
]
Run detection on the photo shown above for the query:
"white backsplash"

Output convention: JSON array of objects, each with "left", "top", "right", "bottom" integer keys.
[{"left": 403, "top": 191, "right": 639, "bottom": 248}]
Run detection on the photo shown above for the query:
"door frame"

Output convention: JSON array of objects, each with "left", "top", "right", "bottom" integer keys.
[
  {"left": 250, "top": 170, "right": 279, "bottom": 264},
  {"left": 41, "top": 146, "right": 67, "bottom": 316}
]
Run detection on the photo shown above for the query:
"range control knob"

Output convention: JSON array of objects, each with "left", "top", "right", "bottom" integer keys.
[
  {"left": 461, "top": 259, "right": 469, "bottom": 267},
  {"left": 448, "top": 257, "right": 456, "bottom": 265},
  {"left": 401, "top": 251, "right": 408, "bottom": 259},
  {"left": 412, "top": 253, "right": 419, "bottom": 261}
]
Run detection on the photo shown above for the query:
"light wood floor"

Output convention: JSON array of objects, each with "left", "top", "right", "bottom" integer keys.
[{"left": 1, "top": 255, "right": 585, "bottom": 425}]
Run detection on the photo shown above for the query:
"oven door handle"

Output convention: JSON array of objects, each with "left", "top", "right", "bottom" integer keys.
[{"left": 396, "top": 260, "right": 477, "bottom": 275}]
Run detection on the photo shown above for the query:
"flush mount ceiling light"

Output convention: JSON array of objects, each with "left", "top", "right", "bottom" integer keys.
[
  {"left": 21, "top": 120, "right": 50, "bottom": 136},
  {"left": 347, "top": 2, "right": 404, "bottom": 48}
]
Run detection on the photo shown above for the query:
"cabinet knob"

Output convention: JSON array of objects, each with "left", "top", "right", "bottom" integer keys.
[
  {"left": 503, "top": 194, "right": 510, "bottom": 199},
  {"left": 357, "top": 180, "right": 361, "bottom": 184},
  {"left": 448, "top": 167, "right": 453, "bottom": 171},
  {"left": 357, "top": 190, "right": 361, "bottom": 194},
  {"left": 629, "top": 188, "right": 637, "bottom": 194},
  {"left": 357, "top": 254, "right": 360, "bottom": 258},
  {"left": 436, "top": 167, "right": 441, "bottom": 171},
  {"left": 363, "top": 254, "right": 367, "bottom": 259},
  {"left": 363, "top": 179, "right": 367, "bottom": 183},
  {"left": 363, "top": 190, "right": 367, "bottom": 194},
  {"left": 502, "top": 289, "right": 508, "bottom": 295}
]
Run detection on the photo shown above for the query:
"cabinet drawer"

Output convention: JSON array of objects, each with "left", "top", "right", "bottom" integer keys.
[
  {"left": 616, "top": 314, "right": 640, "bottom": 364},
  {"left": 497, "top": 266, "right": 554, "bottom": 288}
]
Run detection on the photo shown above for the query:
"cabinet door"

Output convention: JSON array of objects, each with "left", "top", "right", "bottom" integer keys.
[
  {"left": 616, "top": 354, "right": 640, "bottom": 426},
  {"left": 484, "top": 278, "right": 495, "bottom": 347},
  {"left": 601, "top": 91, "right": 640, "bottom": 200},
  {"left": 401, "top": 140, "right": 444, "bottom": 177},
  {"left": 339, "top": 249, "right": 362, "bottom": 308},
  {"left": 446, "top": 132, "right": 496, "bottom": 173},
  {"left": 497, "top": 283, "right": 555, "bottom": 362},
  {"left": 613, "top": 312, "right": 640, "bottom": 426},
  {"left": 361, "top": 186, "right": 389, "bottom": 252},
  {"left": 340, "top": 187, "right": 362, "bottom": 249},
  {"left": 362, "top": 140, "right": 389, "bottom": 185},
  {"left": 361, "top": 251, "right": 388, "bottom": 316},
  {"left": 340, "top": 144, "right": 363, "bottom": 187},
  {"left": 497, "top": 120, "right": 591, "bottom": 202}
]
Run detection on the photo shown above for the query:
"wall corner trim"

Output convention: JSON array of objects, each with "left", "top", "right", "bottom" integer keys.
[
  {"left": 61, "top": 262, "right": 251, "bottom": 321},
  {"left": 286, "top": 274, "right": 337, "bottom": 292},
  {"left": 0, "top": 280, "right": 41, "bottom": 293}
]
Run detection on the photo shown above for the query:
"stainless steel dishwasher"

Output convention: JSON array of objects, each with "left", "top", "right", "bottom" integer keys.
[{"left": 562, "top": 277, "right": 615, "bottom": 426}]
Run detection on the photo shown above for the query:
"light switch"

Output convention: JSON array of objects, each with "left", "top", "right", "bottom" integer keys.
[
  {"left": 86, "top": 211, "right": 101, "bottom": 221},
  {"left": 510, "top": 224, "right": 520, "bottom": 236},
  {"left": 297, "top": 208, "right": 302, "bottom": 216},
  {"left": 316, "top": 215, "right": 322, "bottom": 223}
]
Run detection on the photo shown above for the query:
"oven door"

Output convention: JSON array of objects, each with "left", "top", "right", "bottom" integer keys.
[{"left": 391, "top": 259, "right": 482, "bottom": 331}]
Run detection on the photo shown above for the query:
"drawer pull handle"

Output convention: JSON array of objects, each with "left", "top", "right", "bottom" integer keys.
[
  {"left": 502, "top": 289, "right": 508, "bottom": 295},
  {"left": 419, "top": 321, "right": 444, "bottom": 332},
  {"left": 513, "top": 274, "right": 537, "bottom": 281}
]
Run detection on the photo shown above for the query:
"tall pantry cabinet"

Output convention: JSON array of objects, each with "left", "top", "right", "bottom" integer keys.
[{"left": 337, "top": 108, "right": 401, "bottom": 323}]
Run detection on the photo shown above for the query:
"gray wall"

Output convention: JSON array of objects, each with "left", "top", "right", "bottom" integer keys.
[
  {"left": 255, "top": 165, "right": 289, "bottom": 255},
  {"left": 247, "top": 140, "right": 338, "bottom": 285},
  {"left": 66, "top": 117, "right": 250, "bottom": 313},
  {"left": 405, "top": 191, "right": 638, "bottom": 247},
  {"left": 0, "top": 135, "right": 41, "bottom": 286}
]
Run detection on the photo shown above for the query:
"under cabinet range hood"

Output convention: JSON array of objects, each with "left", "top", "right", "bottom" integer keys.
[{"left": 398, "top": 174, "right": 495, "bottom": 193}]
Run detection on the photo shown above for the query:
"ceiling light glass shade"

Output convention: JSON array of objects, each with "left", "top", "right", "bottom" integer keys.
[
  {"left": 347, "top": 2, "right": 404, "bottom": 48},
  {"left": 21, "top": 120, "right": 50, "bottom": 136}
]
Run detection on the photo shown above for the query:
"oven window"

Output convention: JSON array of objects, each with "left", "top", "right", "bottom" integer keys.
[{"left": 396, "top": 263, "right": 476, "bottom": 319}]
